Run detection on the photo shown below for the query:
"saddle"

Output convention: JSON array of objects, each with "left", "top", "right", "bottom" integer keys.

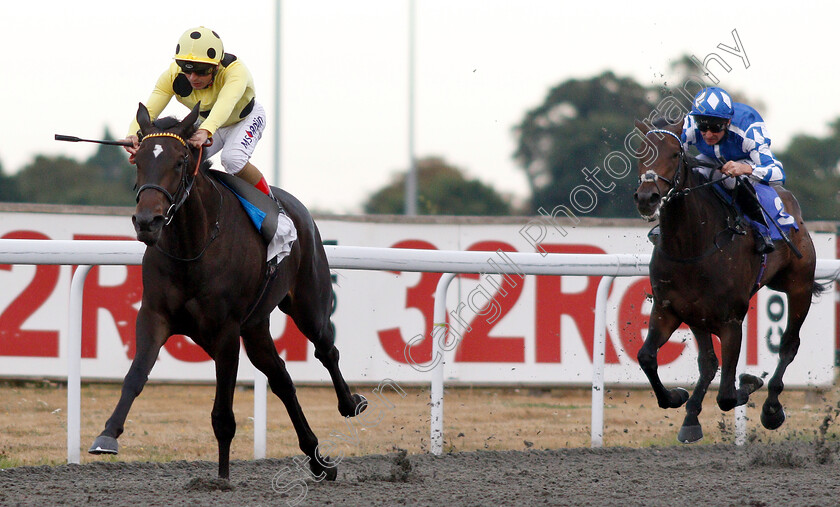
[{"left": 209, "top": 170, "right": 297, "bottom": 262}]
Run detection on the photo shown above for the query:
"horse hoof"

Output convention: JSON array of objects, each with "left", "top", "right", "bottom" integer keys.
[
  {"left": 88, "top": 435, "right": 119, "bottom": 455},
  {"left": 669, "top": 387, "right": 690, "bottom": 408},
  {"left": 677, "top": 425, "right": 703, "bottom": 444},
  {"left": 738, "top": 373, "right": 764, "bottom": 394},
  {"left": 339, "top": 394, "right": 368, "bottom": 418},
  {"left": 353, "top": 394, "right": 368, "bottom": 415},
  {"left": 311, "top": 457, "right": 338, "bottom": 482},
  {"left": 761, "top": 406, "right": 786, "bottom": 430}
]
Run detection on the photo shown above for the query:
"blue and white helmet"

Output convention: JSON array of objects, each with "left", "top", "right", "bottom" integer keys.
[{"left": 690, "top": 87, "right": 734, "bottom": 119}]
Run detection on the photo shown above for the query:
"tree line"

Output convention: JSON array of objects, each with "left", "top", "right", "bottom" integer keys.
[{"left": 2, "top": 65, "right": 840, "bottom": 219}]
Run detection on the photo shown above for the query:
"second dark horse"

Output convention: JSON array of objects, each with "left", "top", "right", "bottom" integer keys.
[
  {"left": 89, "top": 103, "right": 367, "bottom": 479},
  {"left": 632, "top": 119, "right": 824, "bottom": 443}
]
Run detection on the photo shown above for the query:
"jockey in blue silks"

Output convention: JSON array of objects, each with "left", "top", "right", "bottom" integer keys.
[{"left": 681, "top": 86, "right": 796, "bottom": 254}]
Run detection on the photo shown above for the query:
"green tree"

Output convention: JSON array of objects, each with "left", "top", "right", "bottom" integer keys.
[
  {"left": 14, "top": 128, "right": 135, "bottom": 206},
  {"left": 513, "top": 71, "right": 667, "bottom": 218},
  {"left": 777, "top": 118, "right": 840, "bottom": 220},
  {"left": 0, "top": 158, "right": 20, "bottom": 202},
  {"left": 85, "top": 127, "right": 136, "bottom": 205},
  {"left": 364, "top": 157, "right": 512, "bottom": 215}
]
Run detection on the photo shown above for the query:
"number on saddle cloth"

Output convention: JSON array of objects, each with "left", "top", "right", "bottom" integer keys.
[{"left": 715, "top": 180, "right": 797, "bottom": 241}]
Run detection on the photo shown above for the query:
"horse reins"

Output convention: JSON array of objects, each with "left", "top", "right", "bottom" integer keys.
[
  {"left": 642, "top": 129, "right": 732, "bottom": 207},
  {"left": 643, "top": 129, "right": 745, "bottom": 263},
  {"left": 135, "top": 132, "right": 224, "bottom": 262}
]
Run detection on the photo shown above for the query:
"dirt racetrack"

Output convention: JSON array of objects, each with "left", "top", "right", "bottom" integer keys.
[
  {"left": 1, "top": 441, "right": 839, "bottom": 506},
  {"left": 2, "top": 382, "right": 840, "bottom": 505}
]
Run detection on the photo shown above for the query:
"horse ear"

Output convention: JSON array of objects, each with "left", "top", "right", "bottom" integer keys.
[
  {"left": 137, "top": 102, "right": 153, "bottom": 135},
  {"left": 634, "top": 119, "right": 649, "bottom": 134},
  {"left": 177, "top": 102, "right": 202, "bottom": 136}
]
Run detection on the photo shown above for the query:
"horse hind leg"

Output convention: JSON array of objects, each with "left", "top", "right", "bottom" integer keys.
[
  {"left": 761, "top": 286, "right": 811, "bottom": 430},
  {"left": 678, "top": 328, "right": 719, "bottom": 444},
  {"left": 242, "top": 320, "right": 338, "bottom": 481},
  {"left": 311, "top": 322, "right": 368, "bottom": 418},
  {"left": 285, "top": 290, "right": 367, "bottom": 418}
]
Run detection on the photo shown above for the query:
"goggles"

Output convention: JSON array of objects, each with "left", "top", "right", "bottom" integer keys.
[
  {"left": 176, "top": 60, "right": 216, "bottom": 76},
  {"left": 695, "top": 119, "right": 728, "bottom": 133}
]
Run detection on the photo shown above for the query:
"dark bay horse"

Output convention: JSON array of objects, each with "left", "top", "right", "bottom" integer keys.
[
  {"left": 88, "top": 103, "right": 367, "bottom": 479},
  {"left": 632, "top": 118, "right": 823, "bottom": 443}
]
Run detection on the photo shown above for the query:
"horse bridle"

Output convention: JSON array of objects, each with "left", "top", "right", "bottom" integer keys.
[
  {"left": 639, "top": 129, "right": 686, "bottom": 206},
  {"left": 641, "top": 129, "right": 735, "bottom": 209},
  {"left": 135, "top": 132, "right": 202, "bottom": 225}
]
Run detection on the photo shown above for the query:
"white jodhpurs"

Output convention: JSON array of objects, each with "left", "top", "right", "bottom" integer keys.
[{"left": 203, "top": 101, "right": 267, "bottom": 176}]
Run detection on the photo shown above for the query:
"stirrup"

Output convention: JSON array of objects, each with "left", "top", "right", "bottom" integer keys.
[{"left": 754, "top": 231, "right": 775, "bottom": 254}]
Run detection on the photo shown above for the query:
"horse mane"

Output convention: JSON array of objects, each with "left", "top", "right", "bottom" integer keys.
[
  {"left": 151, "top": 116, "right": 192, "bottom": 135},
  {"left": 149, "top": 116, "right": 213, "bottom": 172},
  {"left": 651, "top": 116, "right": 673, "bottom": 129}
]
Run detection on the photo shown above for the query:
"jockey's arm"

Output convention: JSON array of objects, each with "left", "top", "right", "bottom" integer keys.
[{"left": 742, "top": 126, "right": 785, "bottom": 184}]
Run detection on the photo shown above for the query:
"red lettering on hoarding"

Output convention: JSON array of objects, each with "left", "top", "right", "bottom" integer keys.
[
  {"left": 377, "top": 240, "right": 440, "bottom": 364},
  {"left": 165, "top": 305, "right": 311, "bottom": 363},
  {"left": 74, "top": 235, "right": 142, "bottom": 359},
  {"left": 274, "top": 318, "right": 309, "bottom": 361},
  {"left": 0, "top": 231, "right": 60, "bottom": 357},
  {"left": 163, "top": 334, "right": 209, "bottom": 362},
  {"left": 455, "top": 241, "right": 525, "bottom": 362},
  {"left": 618, "top": 278, "right": 758, "bottom": 366},
  {"left": 535, "top": 244, "right": 621, "bottom": 364},
  {"left": 617, "top": 278, "right": 687, "bottom": 364}
]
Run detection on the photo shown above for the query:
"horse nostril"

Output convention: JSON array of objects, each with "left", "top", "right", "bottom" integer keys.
[{"left": 132, "top": 213, "right": 165, "bottom": 232}]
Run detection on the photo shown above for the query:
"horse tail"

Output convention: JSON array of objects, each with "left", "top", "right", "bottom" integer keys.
[{"left": 812, "top": 280, "right": 831, "bottom": 300}]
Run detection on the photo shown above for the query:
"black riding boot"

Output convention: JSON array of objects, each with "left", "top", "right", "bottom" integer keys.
[{"left": 735, "top": 180, "right": 775, "bottom": 254}]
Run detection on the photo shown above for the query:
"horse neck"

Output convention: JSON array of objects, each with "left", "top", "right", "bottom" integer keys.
[
  {"left": 657, "top": 167, "right": 722, "bottom": 255},
  {"left": 158, "top": 172, "right": 218, "bottom": 260}
]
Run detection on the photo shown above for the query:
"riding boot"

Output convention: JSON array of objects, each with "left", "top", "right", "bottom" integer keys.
[
  {"left": 236, "top": 161, "right": 281, "bottom": 208},
  {"left": 735, "top": 180, "right": 775, "bottom": 254}
]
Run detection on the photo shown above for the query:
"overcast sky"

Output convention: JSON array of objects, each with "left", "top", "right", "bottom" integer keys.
[{"left": 1, "top": 1, "right": 836, "bottom": 213}]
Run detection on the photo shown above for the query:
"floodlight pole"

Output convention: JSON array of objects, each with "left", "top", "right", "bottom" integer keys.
[
  {"left": 273, "top": 0, "right": 282, "bottom": 188},
  {"left": 405, "top": 0, "right": 418, "bottom": 216}
]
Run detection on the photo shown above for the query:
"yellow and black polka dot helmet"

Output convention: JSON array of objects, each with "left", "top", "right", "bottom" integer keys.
[{"left": 174, "top": 27, "right": 224, "bottom": 66}]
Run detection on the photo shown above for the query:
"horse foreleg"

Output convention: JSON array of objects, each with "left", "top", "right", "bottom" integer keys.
[
  {"left": 242, "top": 321, "right": 338, "bottom": 481},
  {"left": 716, "top": 321, "right": 753, "bottom": 411},
  {"left": 761, "top": 288, "right": 810, "bottom": 430},
  {"left": 637, "top": 306, "right": 689, "bottom": 409},
  {"left": 678, "top": 328, "right": 719, "bottom": 443},
  {"left": 89, "top": 308, "right": 169, "bottom": 455},
  {"left": 211, "top": 332, "right": 240, "bottom": 480}
]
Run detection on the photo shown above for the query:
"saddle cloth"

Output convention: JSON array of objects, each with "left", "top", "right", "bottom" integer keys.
[
  {"left": 709, "top": 175, "right": 798, "bottom": 242},
  {"left": 210, "top": 170, "right": 297, "bottom": 262}
]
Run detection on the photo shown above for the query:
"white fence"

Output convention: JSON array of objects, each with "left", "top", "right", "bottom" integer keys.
[{"left": 0, "top": 239, "right": 838, "bottom": 463}]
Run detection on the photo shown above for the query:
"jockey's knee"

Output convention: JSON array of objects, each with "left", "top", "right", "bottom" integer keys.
[{"left": 220, "top": 149, "right": 249, "bottom": 176}]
